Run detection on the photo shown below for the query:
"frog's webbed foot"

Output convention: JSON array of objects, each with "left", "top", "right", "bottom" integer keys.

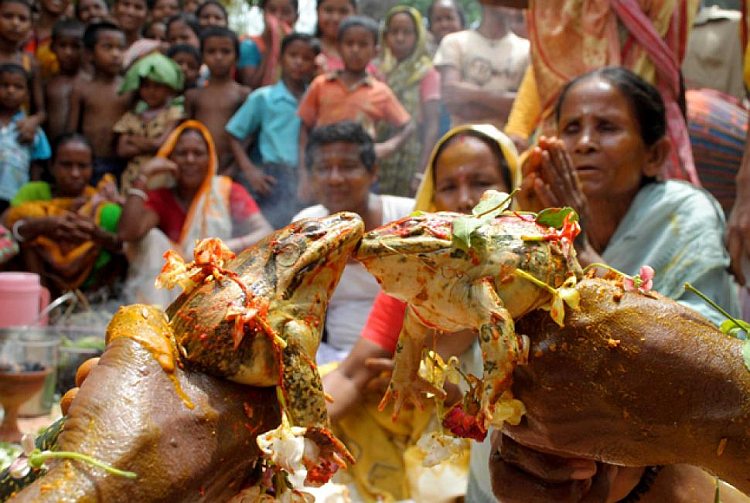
[
  {"left": 302, "top": 427, "right": 355, "bottom": 487},
  {"left": 274, "top": 322, "right": 353, "bottom": 486},
  {"left": 378, "top": 307, "right": 442, "bottom": 419},
  {"left": 473, "top": 278, "right": 527, "bottom": 429}
]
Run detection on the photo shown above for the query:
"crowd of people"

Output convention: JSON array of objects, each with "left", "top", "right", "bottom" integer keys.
[{"left": 2, "top": 0, "right": 750, "bottom": 501}]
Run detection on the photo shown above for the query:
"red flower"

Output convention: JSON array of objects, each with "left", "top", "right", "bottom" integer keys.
[{"left": 442, "top": 403, "right": 487, "bottom": 441}]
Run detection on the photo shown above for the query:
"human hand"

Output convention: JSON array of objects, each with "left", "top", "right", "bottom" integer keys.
[
  {"left": 489, "top": 432, "right": 618, "bottom": 503},
  {"left": 504, "top": 277, "right": 749, "bottom": 473},
  {"left": 363, "top": 357, "right": 393, "bottom": 396},
  {"left": 139, "top": 156, "right": 179, "bottom": 181},
  {"left": 243, "top": 166, "right": 276, "bottom": 197},
  {"left": 726, "top": 189, "right": 750, "bottom": 285},
  {"left": 53, "top": 212, "right": 98, "bottom": 242},
  {"left": 15, "top": 115, "right": 42, "bottom": 144}
]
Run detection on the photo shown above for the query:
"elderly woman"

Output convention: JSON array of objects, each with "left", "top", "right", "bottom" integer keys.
[
  {"left": 492, "top": 66, "right": 744, "bottom": 502},
  {"left": 118, "top": 120, "right": 272, "bottom": 306},
  {"left": 3, "top": 134, "right": 122, "bottom": 296}
]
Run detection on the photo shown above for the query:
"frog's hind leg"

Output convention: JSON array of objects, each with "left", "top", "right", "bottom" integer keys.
[
  {"left": 472, "top": 277, "right": 527, "bottom": 429},
  {"left": 379, "top": 306, "right": 445, "bottom": 419},
  {"left": 277, "top": 320, "right": 354, "bottom": 486}
]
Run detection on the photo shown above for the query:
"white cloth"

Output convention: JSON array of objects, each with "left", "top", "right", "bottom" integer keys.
[
  {"left": 433, "top": 29, "right": 530, "bottom": 127},
  {"left": 293, "top": 195, "right": 414, "bottom": 361}
]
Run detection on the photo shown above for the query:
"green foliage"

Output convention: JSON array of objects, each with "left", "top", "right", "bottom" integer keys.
[
  {"left": 535, "top": 207, "right": 579, "bottom": 229},
  {"left": 452, "top": 190, "right": 512, "bottom": 251}
]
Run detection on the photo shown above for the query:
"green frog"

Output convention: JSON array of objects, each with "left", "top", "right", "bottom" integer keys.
[{"left": 356, "top": 207, "right": 582, "bottom": 436}]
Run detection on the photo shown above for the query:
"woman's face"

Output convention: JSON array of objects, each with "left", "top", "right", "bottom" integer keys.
[
  {"left": 197, "top": 3, "right": 227, "bottom": 27},
  {"left": 317, "top": 0, "right": 354, "bottom": 41},
  {"left": 264, "top": 0, "right": 297, "bottom": 28},
  {"left": 557, "top": 77, "right": 660, "bottom": 202},
  {"left": 52, "top": 141, "right": 94, "bottom": 198},
  {"left": 171, "top": 130, "right": 210, "bottom": 191},
  {"left": 385, "top": 12, "right": 417, "bottom": 62},
  {"left": 167, "top": 20, "right": 200, "bottom": 48},
  {"left": 77, "top": 0, "right": 108, "bottom": 24},
  {"left": 433, "top": 135, "right": 509, "bottom": 214}
]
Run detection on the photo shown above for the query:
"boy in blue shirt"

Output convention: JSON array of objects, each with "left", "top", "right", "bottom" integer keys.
[
  {"left": 0, "top": 63, "right": 51, "bottom": 213},
  {"left": 226, "top": 32, "right": 318, "bottom": 228}
]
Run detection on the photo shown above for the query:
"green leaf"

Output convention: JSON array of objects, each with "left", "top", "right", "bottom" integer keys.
[
  {"left": 410, "top": 210, "right": 427, "bottom": 217},
  {"left": 535, "top": 207, "right": 579, "bottom": 229},
  {"left": 720, "top": 319, "right": 750, "bottom": 340},
  {"left": 452, "top": 216, "right": 482, "bottom": 252},
  {"left": 743, "top": 340, "right": 750, "bottom": 373},
  {"left": 471, "top": 190, "right": 512, "bottom": 219}
]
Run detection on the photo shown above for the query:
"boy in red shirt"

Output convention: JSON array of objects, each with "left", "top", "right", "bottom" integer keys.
[{"left": 298, "top": 15, "right": 414, "bottom": 199}]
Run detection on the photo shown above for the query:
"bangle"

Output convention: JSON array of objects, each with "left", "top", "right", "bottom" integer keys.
[
  {"left": 127, "top": 187, "right": 148, "bottom": 201},
  {"left": 11, "top": 219, "right": 26, "bottom": 242}
]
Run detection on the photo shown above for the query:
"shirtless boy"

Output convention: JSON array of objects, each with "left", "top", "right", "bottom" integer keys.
[
  {"left": 45, "top": 19, "right": 85, "bottom": 142},
  {"left": 66, "top": 21, "right": 130, "bottom": 184},
  {"left": 184, "top": 26, "right": 249, "bottom": 171}
]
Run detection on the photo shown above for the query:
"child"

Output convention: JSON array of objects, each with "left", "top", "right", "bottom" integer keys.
[
  {"left": 426, "top": 0, "right": 465, "bottom": 50},
  {"left": 297, "top": 15, "right": 413, "bottom": 197},
  {"left": 167, "top": 43, "right": 200, "bottom": 89},
  {"left": 67, "top": 22, "right": 131, "bottom": 185},
  {"left": 0, "top": 0, "right": 46, "bottom": 145},
  {"left": 0, "top": 64, "right": 51, "bottom": 213},
  {"left": 112, "top": 0, "right": 148, "bottom": 47},
  {"left": 23, "top": 0, "right": 71, "bottom": 80},
  {"left": 45, "top": 19, "right": 85, "bottom": 143},
  {"left": 165, "top": 13, "right": 201, "bottom": 49},
  {"left": 376, "top": 6, "right": 441, "bottom": 196},
  {"left": 114, "top": 52, "right": 183, "bottom": 191},
  {"left": 75, "top": 0, "right": 109, "bottom": 25},
  {"left": 185, "top": 26, "right": 249, "bottom": 170},
  {"left": 244, "top": 0, "right": 298, "bottom": 88},
  {"left": 149, "top": 0, "right": 179, "bottom": 23},
  {"left": 314, "top": 0, "right": 354, "bottom": 73},
  {"left": 226, "top": 32, "right": 317, "bottom": 228},
  {"left": 195, "top": 0, "right": 265, "bottom": 87}
]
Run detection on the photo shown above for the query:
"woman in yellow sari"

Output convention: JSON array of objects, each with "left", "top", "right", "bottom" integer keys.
[
  {"left": 322, "top": 124, "right": 520, "bottom": 502},
  {"left": 3, "top": 134, "right": 122, "bottom": 296},
  {"left": 118, "top": 120, "right": 272, "bottom": 307}
]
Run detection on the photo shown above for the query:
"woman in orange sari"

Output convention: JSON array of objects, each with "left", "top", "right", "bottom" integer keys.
[
  {"left": 118, "top": 120, "right": 272, "bottom": 306},
  {"left": 500, "top": 0, "right": 700, "bottom": 183}
]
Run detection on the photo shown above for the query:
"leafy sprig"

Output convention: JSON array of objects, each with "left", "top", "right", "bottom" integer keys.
[
  {"left": 451, "top": 190, "right": 515, "bottom": 252},
  {"left": 684, "top": 283, "right": 750, "bottom": 372}
]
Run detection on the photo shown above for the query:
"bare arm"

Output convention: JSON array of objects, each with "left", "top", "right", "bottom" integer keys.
[
  {"left": 116, "top": 134, "right": 142, "bottom": 159},
  {"left": 440, "top": 66, "right": 516, "bottom": 120},
  {"left": 374, "top": 120, "right": 416, "bottom": 159},
  {"left": 117, "top": 158, "right": 175, "bottom": 242},
  {"left": 226, "top": 209, "right": 273, "bottom": 251},
  {"left": 727, "top": 122, "right": 750, "bottom": 284},
  {"left": 183, "top": 89, "right": 197, "bottom": 119},
  {"left": 322, "top": 338, "right": 392, "bottom": 421},
  {"left": 418, "top": 99, "right": 441, "bottom": 174}
]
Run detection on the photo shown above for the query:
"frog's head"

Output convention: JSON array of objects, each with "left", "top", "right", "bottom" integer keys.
[
  {"left": 263, "top": 211, "right": 364, "bottom": 306},
  {"left": 355, "top": 212, "right": 459, "bottom": 301}
]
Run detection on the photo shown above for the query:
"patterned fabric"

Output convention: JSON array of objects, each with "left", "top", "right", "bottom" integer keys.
[
  {"left": 0, "top": 112, "right": 51, "bottom": 202},
  {"left": 686, "top": 89, "right": 747, "bottom": 214},
  {"left": 377, "top": 6, "right": 438, "bottom": 196},
  {"left": 520, "top": 0, "right": 699, "bottom": 183},
  {"left": 113, "top": 103, "right": 184, "bottom": 191},
  {"left": 4, "top": 176, "right": 122, "bottom": 290}
]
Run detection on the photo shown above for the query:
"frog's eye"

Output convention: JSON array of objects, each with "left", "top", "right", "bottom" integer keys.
[
  {"left": 300, "top": 221, "right": 324, "bottom": 238},
  {"left": 276, "top": 242, "right": 302, "bottom": 266}
]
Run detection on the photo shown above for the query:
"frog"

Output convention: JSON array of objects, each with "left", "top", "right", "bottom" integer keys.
[
  {"left": 355, "top": 207, "right": 582, "bottom": 437},
  {"left": 161, "top": 212, "right": 363, "bottom": 486}
]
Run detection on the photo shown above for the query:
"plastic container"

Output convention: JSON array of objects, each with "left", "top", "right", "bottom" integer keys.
[{"left": 0, "top": 272, "right": 50, "bottom": 328}]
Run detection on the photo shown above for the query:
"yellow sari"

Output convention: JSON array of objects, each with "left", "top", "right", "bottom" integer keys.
[
  {"left": 5, "top": 175, "right": 120, "bottom": 290},
  {"left": 332, "top": 125, "right": 520, "bottom": 502}
]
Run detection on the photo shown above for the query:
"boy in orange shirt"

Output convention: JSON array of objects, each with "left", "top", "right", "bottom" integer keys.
[{"left": 298, "top": 15, "right": 414, "bottom": 199}]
